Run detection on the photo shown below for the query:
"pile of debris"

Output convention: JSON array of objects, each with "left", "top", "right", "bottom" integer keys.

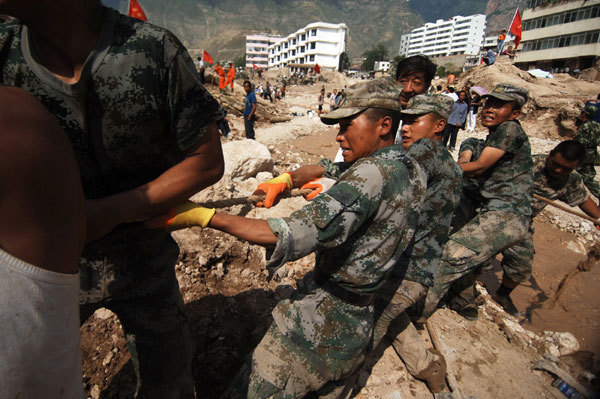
[{"left": 455, "top": 57, "right": 598, "bottom": 138}]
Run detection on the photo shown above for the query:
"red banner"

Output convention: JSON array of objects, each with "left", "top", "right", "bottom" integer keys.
[
  {"left": 314, "top": 64, "right": 321, "bottom": 74},
  {"left": 128, "top": 0, "right": 147, "bottom": 21},
  {"left": 203, "top": 50, "right": 213, "bottom": 66},
  {"left": 509, "top": 9, "right": 522, "bottom": 48},
  {"left": 253, "top": 64, "right": 259, "bottom": 70}
]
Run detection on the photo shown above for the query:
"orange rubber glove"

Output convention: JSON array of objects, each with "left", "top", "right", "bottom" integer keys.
[
  {"left": 254, "top": 172, "right": 293, "bottom": 208},
  {"left": 300, "top": 177, "right": 337, "bottom": 200},
  {"left": 146, "top": 201, "right": 216, "bottom": 231}
]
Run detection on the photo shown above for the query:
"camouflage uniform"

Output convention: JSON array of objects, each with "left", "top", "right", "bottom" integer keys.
[
  {"left": 226, "top": 78, "right": 427, "bottom": 399},
  {"left": 574, "top": 105, "right": 600, "bottom": 199},
  {"left": 0, "top": 8, "right": 226, "bottom": 397},
  {"left": 425, "top": 84, "right": 534, "bottom": 314}
]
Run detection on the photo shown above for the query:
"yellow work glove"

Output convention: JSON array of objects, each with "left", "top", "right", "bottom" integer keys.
[
  {"left": 254, "top": 172, "right": 293, "bottom": 208},
  {"left": 300, "top": 177, "right": 337, "bottom": 200},
  {"left": 146, "top": 201, "right": 216, "bottom": 232}
]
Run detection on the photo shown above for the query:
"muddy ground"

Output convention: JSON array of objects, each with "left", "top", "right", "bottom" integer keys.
[{"left": 81, "top": 77, "right": 600, "bottom": 399}]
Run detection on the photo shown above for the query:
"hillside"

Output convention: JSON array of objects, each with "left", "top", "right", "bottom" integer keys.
[{"left": 103, "top": 0, "right": 524, "bottom": 63}]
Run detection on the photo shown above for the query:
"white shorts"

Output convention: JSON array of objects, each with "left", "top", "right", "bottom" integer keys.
[{"left": 0, "top": 247, "right": 83, "bottom": 399}]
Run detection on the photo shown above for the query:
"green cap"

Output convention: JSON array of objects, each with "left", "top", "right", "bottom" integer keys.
[
  {"left": 483, "top": 83, "right": 529, "bottom": 107},
  {"left": 320, "top": 77, "right": 403, "bottom": 125},
  {"left": 401, "top": 94, "right": 454, "bottom": 120},
  {"left": 582, "top": 104, "right": 598, "bottom": 119}
]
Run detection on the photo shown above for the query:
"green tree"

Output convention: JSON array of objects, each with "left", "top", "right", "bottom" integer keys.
[
  {"left": 361, "top": 44, "right": 388, "bottom": 71},
  {"left": 338, "top": 52, "right": 350, "bottom": 72},
  {"left": 234, "top": 54, "right": 246, "bottom": 68}
]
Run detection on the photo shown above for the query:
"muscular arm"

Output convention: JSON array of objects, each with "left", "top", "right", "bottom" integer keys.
[
  {"left": 86, "top": 122, "right": 224, "bottom": 242},
  {"left": 579, "top": 197, "right": 600, "bottom": 220},
  {"left": 209, "top": 213, "right": 277, "bottom": 247},
  {"left": 288, "top": 165, "right": 326, "bottom": 188},
  {"left": 460, "top": 146, "right": 506, "bottom": 176}
]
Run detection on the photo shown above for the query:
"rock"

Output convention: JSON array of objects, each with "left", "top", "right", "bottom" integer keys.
[
  {"left": 542, "top": 331, "right": 580, "bottom": 356},
  {"left": 256, "top": 171, "right": 274, "bottom": 182},
  {"left": 94, "top": 308, "right": 115, "bottom": 320},
  {"left": 386, "top": 392, "right": 402, "bottom": 399},
  {"left": 90, "top": 384, "right": 101, "bottom": 399},
  {"left": 565, "top": 240, "right": 587, "bottom": 256},
  {"left": 222, "top": 139, "right": 274, "bottom": 180},
  {"left": 102, "top": 351, "right": 114, "bottom": 366}
]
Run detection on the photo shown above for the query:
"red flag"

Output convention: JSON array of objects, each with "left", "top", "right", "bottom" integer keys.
[
  {"left": 203, "top": 50, "right": 213, "bottom": 66},
  {"left": 253, "top": 64, "right": 259, "bottom": 70},
  {"left": 314, "top": 64, "right": 321, "bottom": 74},
  {"left": 128, "top": 0, "right": 147, "bottom": 21},
  {"left": 508, "top": 9, "right": 522, "bottom": 48}
]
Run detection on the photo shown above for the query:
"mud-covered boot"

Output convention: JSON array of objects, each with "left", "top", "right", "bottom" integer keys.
[
  {"left": 492, "top": 290, "right": 523, "bottom": 317},
  {"left": 414, "top": 349, "right": 447, "bottom": 393}
]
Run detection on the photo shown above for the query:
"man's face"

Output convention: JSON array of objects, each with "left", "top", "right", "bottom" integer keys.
[
  {"left": 481, "top": 97, "right": 520, "bottom": 127},
  {"left": 243, "top": 83, "right": 251, "bottom": 94},
  {"left": 458, "top": 92, "right": 466, "bottom": 102},
  {"left": 400, "top": 113, "right": 444, "bottom": 149},
  {"left": 397, "top": 71, "right": 427, "bottom": 108},
  {"left": 336, "top": 112, "right": 381, "bottom": 163},
  {"left": 544, "top": 152, "right": 579, "bottom": 178}
]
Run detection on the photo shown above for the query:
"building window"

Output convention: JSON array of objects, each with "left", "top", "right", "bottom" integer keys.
[
  {"left": 300, "top": 46, "right": 305, "bottom": 53},
  {"left": 284, "top": 43, "right": 288, "bottom": 49},
  {"left": 311, "top": 29, "right": 317, "bottom": 36},
  {"left": 310, "top": 42, "right": 316, "bottom": 50},
  {"left": 522, "top": 29, "right": 600, "bottom": 51},
  {"left": 309, "top": 55, "right": 315, "bottom": 61},
  {"left": 301, "top": 33, "right": 306, "bottom": 41},
  {"left": 523, "top": 4, "right": 600, "bottom": 31}
]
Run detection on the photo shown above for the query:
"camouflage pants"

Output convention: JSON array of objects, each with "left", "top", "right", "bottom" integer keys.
[
  {"left": 577, "top": 163, "right": 600, "bottom": 200},
  {"left": 79, "top": 230, "right": 194, "bottom": 398},
  {"left": 225, "top": 323, "right": 363, "bottom": 399},
  {"left": 424, "top": 211, "right": 530, "bottom": 316},
  {"left": 372, "top": 278, "right": 434, "bottom": 376}
]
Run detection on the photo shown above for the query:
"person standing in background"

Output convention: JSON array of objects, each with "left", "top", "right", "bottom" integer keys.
[
  {"left": 443, "top": 90, "right": 468, "bottom": 150},
  {"left": 244, "top": 80, "right": 257, "bottom": 140}
]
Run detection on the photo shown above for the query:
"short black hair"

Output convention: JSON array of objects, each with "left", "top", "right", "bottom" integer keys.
[
  {"left": 243, "top": 80, "right": 251, "bottom": 87},
  {"left": 448, "top": 86, "right": 455, "bottom": 93},
  {"left": 550, "top": 140, "right": 586, "bottom": 163},
  {"left": 363, "top": 108, "right": 402, "bottom": 139},
  {"left": 396, "top": 55, "right": 437, "bottom": 86}
]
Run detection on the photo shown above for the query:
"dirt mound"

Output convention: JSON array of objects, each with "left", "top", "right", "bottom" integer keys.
[{"left": 456, "top": 58, "right": 598, "bottom": 138}]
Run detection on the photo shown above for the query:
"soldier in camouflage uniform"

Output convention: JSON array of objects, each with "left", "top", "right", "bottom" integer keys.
[
  {"left": 574, "top": 104, "right": 600, "bottom": 200},
  {"left": 454, "top": 139, "right": 600, "bottom": 314},
  {"left": 0, "top": 2, "right": 226, "bottom": 397},
  {"left": 368, "top": 94, "right": 462, "bottom": 393},
  {"left": 155, "top": 78, "right": 427, "bottom": 398},
  {"left": 423, "top": 84, "right": 534, "bottom": 319}
]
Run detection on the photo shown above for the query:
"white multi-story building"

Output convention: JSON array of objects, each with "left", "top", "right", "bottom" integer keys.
[
  {"left": 267, "top": 22, "right": 347, "bottom": 71},
  {"left": 515, "top": 0, "right": 600, "bottom": 70},
  {"left": 399, "top": 14, "right": 486, "bottom": 58},
  {"left": 374, "top": 61, "right": 391, "bottom": 72},
  {"left": 246, "top": 34, "right": 283, "bottom": 69}
]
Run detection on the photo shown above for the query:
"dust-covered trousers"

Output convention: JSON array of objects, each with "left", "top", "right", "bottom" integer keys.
[
  {"left": 577, "top": 163, "right": 600, "bottom": 200},
  {"left": 225, "top": 322, "right": 364, "bottom": 399},
  {"left": 79, "top": 228, "right": 194, "bottom": 398},
  {"left": 371, "top": 279, "right": 435, "bottom": 376},
  {"left": 424, "top": 211, "right": 530, "bottom": 315}
]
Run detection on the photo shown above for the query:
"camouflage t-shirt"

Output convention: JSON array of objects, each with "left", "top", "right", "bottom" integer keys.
[
  {"left": 476, "top": 120, "right": 533, "bottom": 216},
  {"left": 267, "top": 145, "right": 426, "bottom": 358},
  {"left": 574, "top": 120, "right": 600, "bottom": 166},
  {"left": 531, "top": 154, "right": 589, "bottom": 217},
  {"left": 0, "top": 8, "right": 225, "bottom": 270},
  {"left": 398, "top": 138, "right": 463, "bottom": 286}
]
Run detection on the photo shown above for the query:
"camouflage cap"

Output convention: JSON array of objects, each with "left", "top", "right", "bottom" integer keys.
[
  {"left": 581, "top": 104, "right": 598, "bottom": 119},
  {"left": 320, "top": 77, "right": 403, "bottom": 125},
  {"left": 401, "top": 94, "right": 454, "bottom": 120},
  {"left": 482, "top": 83, "right": 529, "bottom": 107}
]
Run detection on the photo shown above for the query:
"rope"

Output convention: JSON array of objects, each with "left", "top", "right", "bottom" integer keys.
[
  {"left": 533, "top": 193, "right": 598, "bottom": 225},
  {"left": 197, "top": 188, "right": 313, "bottom": 209}
]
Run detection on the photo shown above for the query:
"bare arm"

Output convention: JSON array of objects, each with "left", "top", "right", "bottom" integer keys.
[
  {"left": 248, "top": 102, "right": 257, "bottom": 120},
  {"left": 579, "top": 197, "right": 600, "bottom": 220},
  {"left": 457, "top": 150, "right": 473, "bottom": 164},
  {"left": 86, "top": 122, "right": 224, "bottom": 242},
  {"left": 209, "top": 213, "right": 277, "bottom": 247},
  {"left": 460, "top": 146, "right": 506, "bottom": 176},
  {"left": 288, "top": 165, "right": 326, "bottom": 188}
]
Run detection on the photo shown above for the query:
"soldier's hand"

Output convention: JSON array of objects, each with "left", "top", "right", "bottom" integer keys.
[
  {"left": 300, "top": 177, "right": 336, "bottom": 200},
  {"left": 253, "top": 173, "right": 293, "bottom": 208},
  {"left": 146, "top": 201, "right": 216, "bottom": 231}
]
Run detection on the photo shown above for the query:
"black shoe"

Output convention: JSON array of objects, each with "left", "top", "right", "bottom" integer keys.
[
  {"left": 492, "top": 292, "right": 523, "bottom": 317},
  {"left": 456, "top": 305, "right": 478, "bottom": 321}
]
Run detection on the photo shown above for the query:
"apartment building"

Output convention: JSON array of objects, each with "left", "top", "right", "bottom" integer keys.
[
  {"left": 267, "top": 22, "right": 347, "bottom": 71},
  {"left": 515, "top": 0, "right": 600, "bottom": 70},
  {"left": 245, "top": 34, "right": 283, "bottom": 69},
  {"left": 399, "top": 14, "right": 486, "bottom": 58}
]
